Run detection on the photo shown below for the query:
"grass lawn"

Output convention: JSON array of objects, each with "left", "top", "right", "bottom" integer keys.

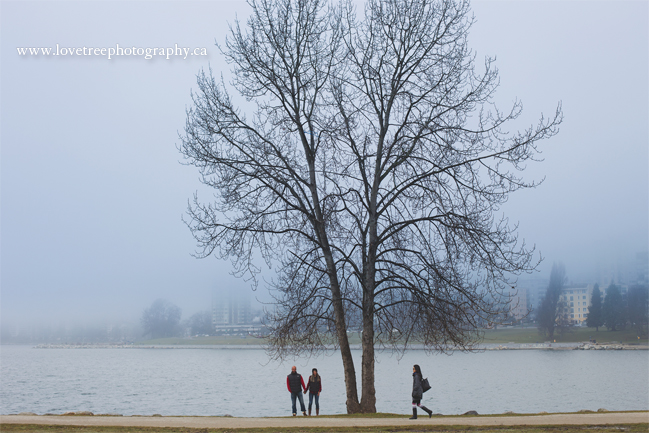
[
  {"left": 135, "top": 336, "right": 265, "bottom": 345},
  {"left": 2, "top": 424, "right": 647, "bottom": 433}
]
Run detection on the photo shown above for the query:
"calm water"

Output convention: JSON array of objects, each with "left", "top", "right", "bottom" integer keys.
[{"left": 1, "top": 345, "right": 648, "bottom": 417}]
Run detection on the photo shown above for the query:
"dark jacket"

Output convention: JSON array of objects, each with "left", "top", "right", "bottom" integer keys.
[
  {"left": 287, "top": 371, "right": 306, "bottom": 394},
  {"left": 412, "top": 372, "right": 423, "bottom": 400},
  {"left": 305, "top": 375, "right": 322, "bottom": 395}
]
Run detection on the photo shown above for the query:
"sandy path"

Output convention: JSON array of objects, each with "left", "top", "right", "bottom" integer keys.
[{"left": 2, "top": 412, "right": 648, "bottom": 429}]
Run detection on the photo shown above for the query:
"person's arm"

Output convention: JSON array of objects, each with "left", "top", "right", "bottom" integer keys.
[
  {"left": 300, "top": 375, "right": 306, "bottom": 392},
  {"left": 287, "top": 376, "right": 291, "bottom": 393},
  {"left": 318, "top": 379, "right": 322, "bottom": 394},
  {"left": 304, "top": 380, "right": 310, "bottom": 394}
]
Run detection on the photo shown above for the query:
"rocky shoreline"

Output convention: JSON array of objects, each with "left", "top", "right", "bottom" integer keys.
[{"left": 484, "top": 342, "right": 648, "bottom": 350}]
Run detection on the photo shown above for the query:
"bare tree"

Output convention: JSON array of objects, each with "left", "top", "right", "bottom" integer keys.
[
  {"left": 179, "top": 0, "right": 562, "bottom": 413},
  {"left": 141, "top": 299, "right": 182, "bottom": 339},
  {"left": 186, "top": 310, "right": 215, "bottom": 336}
]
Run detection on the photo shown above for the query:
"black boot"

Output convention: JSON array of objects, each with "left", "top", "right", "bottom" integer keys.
[
  {"left": 420, "top": 405, "right": 433, "bottom": 418},
  {"left": 409, "top": 408, "right": 417, "bottom": 420}
]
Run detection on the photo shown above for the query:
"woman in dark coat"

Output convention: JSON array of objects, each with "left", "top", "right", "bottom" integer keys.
[
  {"left": 410, "top": 364, "right": 433, "bottom": 419},
  {"left": 304, "top": 368, "right": 322, "bottom": 416}
]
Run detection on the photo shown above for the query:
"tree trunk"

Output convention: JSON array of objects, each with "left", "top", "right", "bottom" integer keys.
[
  {"left": 360, "top": 179, "right": 379, "bottom": 413},
  {"left": 308, "top": 146, "right": 362, "bottom": 413},
  {"left": 358, "top": 132, "right": 382, "bottom": 413},
  {"left": 323, "top": 244, "right": 361, "bottom": 413},
  {"left": 360, "top": 294, "right": 376, "bottom": 412},
  {"left": 330, "top": 272, "right": 362, "bottom": 413}
]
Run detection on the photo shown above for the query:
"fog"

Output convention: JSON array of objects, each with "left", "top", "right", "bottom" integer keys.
[{"left": 1, "top": 1, "right": 647, "bottom": 332}]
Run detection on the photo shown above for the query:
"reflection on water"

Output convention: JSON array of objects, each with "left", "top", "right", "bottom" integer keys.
[{"left": 1, "top": 345, "right": 647, "bottom": 417}]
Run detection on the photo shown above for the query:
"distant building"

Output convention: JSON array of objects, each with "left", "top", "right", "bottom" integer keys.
[
  {"left": 212, "top": 290, "right": 252, "bottom": 328},
  {"left": 515, "top": 276, "right": 547, "bottom": 318},
  {"left": 634, "top": 252, "right": 648, "bottom": 286},
  {"left": 560, "top": 284, "right": 594, "bottom": 325},
  {"left": 594, "top": 253, "right": 647, "bottom": 288},
  {"left": 212, "top": 294, "right": 230, "bottom": 326},
  {"left": 509, "top": 287, "right": 529, "bottom": 321}
]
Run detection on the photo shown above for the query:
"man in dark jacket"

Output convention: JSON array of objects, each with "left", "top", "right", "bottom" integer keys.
[{"left": 286, "top": 366, "right": 307, "bottom": 416}]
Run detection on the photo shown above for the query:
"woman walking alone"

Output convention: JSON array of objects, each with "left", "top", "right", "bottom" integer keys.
[
  {"left": 304, "top": 368, "right": 322, "bottom": 416},
  {"left": 410, "top": 364, "right": 433, "bottom": 419}
]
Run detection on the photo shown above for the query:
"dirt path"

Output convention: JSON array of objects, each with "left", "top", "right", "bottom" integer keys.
[{"left": 2, "top": 412, "right": 647, "bottom": 429}]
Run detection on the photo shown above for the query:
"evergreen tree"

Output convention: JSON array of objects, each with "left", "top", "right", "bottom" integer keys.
[
  {"left": 603, "top": 283, "right": 626, "bottom": 331},
  {"left": 537, "top": 263, "right": 566, "bottom": 339},
  {"left": 586, "top": 284, "right": 603, "bottom": 331},
  {"left": 627, "top": 285, "right": 649, "bottom": 336}
]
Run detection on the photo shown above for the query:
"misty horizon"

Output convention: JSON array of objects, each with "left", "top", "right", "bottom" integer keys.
[{"left": 2, "top": 1, "right": 647, "bottom": 330}]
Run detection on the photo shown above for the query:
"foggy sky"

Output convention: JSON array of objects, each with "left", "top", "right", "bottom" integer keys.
[{"left": 1, "top": 1, "right": 647, "bottom": 326}]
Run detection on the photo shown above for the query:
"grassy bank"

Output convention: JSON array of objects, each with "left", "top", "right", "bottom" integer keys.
[
  {"left": 2, "top": 424, "right": 647, "bottom": 433},
  {"left": 136, "top": 327, "right": 648, "bottom": 346},
  {"left": 135, "top": 336, "right": 264, "bottom": 346}
]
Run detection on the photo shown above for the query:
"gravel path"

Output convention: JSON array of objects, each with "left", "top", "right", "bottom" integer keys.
[{"left": 2, "top": 412, "right": 647, "bottom": 429}]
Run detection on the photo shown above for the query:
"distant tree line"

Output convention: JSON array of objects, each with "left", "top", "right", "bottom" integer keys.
[
  {"left": 0, "top": 320, "right": 143, "bottom": 344},
  {"left": 586, "top": 283, "right": 648, "bottom": 335},
  {"left": 535, "top": 262, "right": 648, "bottom": 339},
  {"left": 1, "top": 299, "right": 259, "bottom": 344},
  {"left": 139, "top": 299, "right": 214, "bottom": 338},
  {"left": 140, "top": 299, "right": 263, "bottom": 339}
]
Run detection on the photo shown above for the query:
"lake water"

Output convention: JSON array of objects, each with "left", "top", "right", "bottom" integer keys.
[{"left": 1, "top": 345, "right": 648, "bottom": 417}]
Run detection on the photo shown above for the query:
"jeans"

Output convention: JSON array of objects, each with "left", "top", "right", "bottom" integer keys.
[
  {"left": 291, "top": 392, "right": 306, "bottom": 414},
  {"left": 308, "top": 393, "right": 319, "bottom": 410}
]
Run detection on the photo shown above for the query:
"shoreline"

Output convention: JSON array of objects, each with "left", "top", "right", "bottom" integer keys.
[{"left": 26, "top": 342, "right": 649, "bottom": 350}]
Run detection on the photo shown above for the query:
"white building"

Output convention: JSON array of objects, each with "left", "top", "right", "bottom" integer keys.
[
  {"left": 212, "top": 290, "right": 252, "bottom": 328},
  {"left": 509, "top": 288, "right": 529, "bottom": 321}
]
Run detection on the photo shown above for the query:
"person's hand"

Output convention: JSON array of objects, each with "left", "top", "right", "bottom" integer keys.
[
  {"left": 317, "top": 392, "right": 320, "bottom": 396},
  {"left": 303, "top": 390, "right": 307, "bottom": 394}
]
